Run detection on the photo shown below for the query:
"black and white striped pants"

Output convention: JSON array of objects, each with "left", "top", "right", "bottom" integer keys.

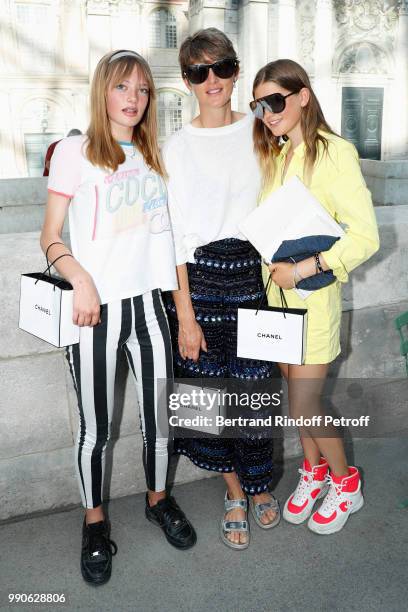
[{"left": 66, "top": 289, "right": 173, "bottom": 509}]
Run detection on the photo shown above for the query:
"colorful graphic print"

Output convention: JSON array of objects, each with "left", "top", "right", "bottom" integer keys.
[{"left": 92, "top": 168, "right": 170, "bottom": 240}]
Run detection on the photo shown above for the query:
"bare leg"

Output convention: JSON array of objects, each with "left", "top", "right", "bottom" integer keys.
[
  {"left": 85, "top": 506, "right": 104, "bottom": 525},
  {"left": 279, "top": 362, "right": 349, "bottom": 476},
  {"left": 278, "top": 362, "right": 321, "bottom": 466},
  {"left": 300, "top": 437, "right": 321, "bottom": 468},
  {"left": 147, "top": 489, "right": 166, "bottom": 507}
]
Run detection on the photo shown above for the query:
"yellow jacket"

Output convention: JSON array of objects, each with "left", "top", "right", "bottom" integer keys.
[
  {"left": 260, "top": 132, "right": 380, "bottom": 364},
  {"left": 261, "top": 132, "right": 380, "bottom": 283}
]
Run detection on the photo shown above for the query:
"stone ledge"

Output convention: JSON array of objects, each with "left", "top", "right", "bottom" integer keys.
[
  {"left": 361, "top": 159, "right": 408, "bottom": 180},
  {"left": 0, "top": 177, "right": 47, "bottom": 207},
  {"left": 1, "top": 215, "right": 407, "bottom": 520},
  {"left": 342, "top": 206, "right": 408, "bottom": 311},
  {"left": 2, "top": 206, "right": 407, "bottom": 359},
  {"left": 361, "top": 160, "right": 408, "bottom": 207},
  {"left": 335, "top": 300, "right": 408, "bottom": 378},
  {"left": 0, "top": 352, "right": 73, "bottom": 460},
  {"left": 0, "top": 442, "right": 218, "bottom": 523}
]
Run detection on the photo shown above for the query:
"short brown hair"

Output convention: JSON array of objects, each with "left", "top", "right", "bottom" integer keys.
[{"left": 179, "top": 28, "right": 238, "bottom": 76}]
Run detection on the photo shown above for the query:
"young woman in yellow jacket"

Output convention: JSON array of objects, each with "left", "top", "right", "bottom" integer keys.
[{"left": 251, "top": 59, "right": 379, "bottom": 534}]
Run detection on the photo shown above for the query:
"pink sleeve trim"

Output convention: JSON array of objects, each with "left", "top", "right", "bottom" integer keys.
[
  {"left": 91, "top": 185, "right": 99, "bottom": 241},
  {"left": 47, "top": 189, "right": 73, "bottom": 199}
]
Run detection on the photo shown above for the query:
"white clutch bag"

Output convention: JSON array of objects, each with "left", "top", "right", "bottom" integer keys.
[{"left": 238, "top": 175, "right": 345, "bottom": 263}]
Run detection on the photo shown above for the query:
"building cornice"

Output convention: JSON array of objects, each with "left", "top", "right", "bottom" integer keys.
[
  {"left": 86, "top": 0, "right": 142, "bottom": 15},
  {"left": 0, "top": 76, "right": 90, "bottom": 84}
]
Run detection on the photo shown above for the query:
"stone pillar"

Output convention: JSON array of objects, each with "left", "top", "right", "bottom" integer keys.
[
  {"left": 188, "top": 0, "right": 202, "bottom": 32},
  {"left": 61, "top": 0, "right": 88, "bottom": 75},
  {"left": 313, "top": 0, "right": 335, "bottom": 126},
  {"left": 277, "top": 0, "right": 297, "bottom": 60},
  {"left": 0, "top": 0, "right": 19, "bottom": 177},
  {"left": 186, "top": 1, "right": 228, "bottom": 117},
  {"left": 239, "top": 0, "right": 269, "bottom": 110},
  {"left": 86, "top": 0, "right": 113, "bottom": 76},
  {"left": 0, "top": 91, "right": 15, "bottom": 178},
  {"left": 189, "top": 0, "right": 226, "bottom": 33},
  {"left": 111, "top": 1, "right": 142, "bottom": 53},
  {"left": 393, "top": 0, "right": 408, "bottom": 158}
]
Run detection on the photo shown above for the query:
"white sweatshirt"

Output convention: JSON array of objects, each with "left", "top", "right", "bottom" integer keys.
[{"left": 162, "top": 113, "right": 261, "bottom": 265}]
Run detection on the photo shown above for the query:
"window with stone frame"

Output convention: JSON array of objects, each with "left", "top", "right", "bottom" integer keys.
[
  {"left": 14, "top": 1, "right": 57, "bottom": 72},
  {"left": 158, "top": 91, "right": 183, "bottom": 141},
  {"left": 149, "top": 7, "right": 177, "bottom": 49}
]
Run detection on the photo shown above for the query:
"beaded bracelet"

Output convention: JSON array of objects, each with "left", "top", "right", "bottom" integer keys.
[{"left": 314, "top": 252, "right": 324, "bottom": 274}]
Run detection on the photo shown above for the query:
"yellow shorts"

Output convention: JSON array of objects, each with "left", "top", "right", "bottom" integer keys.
[{"left": 264, "top": 270, "right": 342, "bottom": 365}]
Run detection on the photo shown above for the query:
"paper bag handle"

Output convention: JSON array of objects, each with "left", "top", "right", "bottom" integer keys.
[
  {"left": 44, "top": 242, "right": 74, "bottom": 275},
  {"left": 34, "top": 242, "right": 73, "bottom": 286},
  {"left": 42, "top": 253, "right": 73, "bottom": 278},
  {"left": 256, "top": 274, "right": 288, "bottom": 319}
]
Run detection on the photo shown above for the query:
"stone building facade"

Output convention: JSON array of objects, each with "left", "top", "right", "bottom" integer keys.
[{"left": 0, "top": 0, "right": 407, "bottom": 178}]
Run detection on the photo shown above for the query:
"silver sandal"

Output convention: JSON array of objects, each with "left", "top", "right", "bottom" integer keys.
[
  {"left": 249, "top": 492, "right": 281, "bottom": 530},
  {"left": 220, "top": 491, "right": 250, "bottom": 550}
]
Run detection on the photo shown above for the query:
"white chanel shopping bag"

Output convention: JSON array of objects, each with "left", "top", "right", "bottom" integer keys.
[
  {"left": 19, "top": 251, "right": 79, "bottom": 348},
  {"left": 171, "top": 380, "right": 227, "bottom": 435},
  {"left": 237, "top": 283, "right": 307, "bottom": 365}
]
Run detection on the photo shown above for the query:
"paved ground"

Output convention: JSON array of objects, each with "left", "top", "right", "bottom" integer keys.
[{"left": 0, "top": 437, "right": 407, "bottom": 612}]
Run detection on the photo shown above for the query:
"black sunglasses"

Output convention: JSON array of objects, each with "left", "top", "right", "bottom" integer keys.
[
  {"left": 183, "top": 58, "right": 239, "bottom": 85},
  {"left": 250, "top": 91, "right": 299, "bottom": 118}
]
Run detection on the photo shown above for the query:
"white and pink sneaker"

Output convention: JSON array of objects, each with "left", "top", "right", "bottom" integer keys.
[
  {"left": 283, "top": 458, "right": 329, "bottom": 524},
  {"left": 308, "top": 466, "right": 364, "bottom": 535}
]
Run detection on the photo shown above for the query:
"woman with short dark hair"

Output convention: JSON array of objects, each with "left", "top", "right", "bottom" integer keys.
[{"left": 163, "top": 28, "right": 280, "bottom": 550}]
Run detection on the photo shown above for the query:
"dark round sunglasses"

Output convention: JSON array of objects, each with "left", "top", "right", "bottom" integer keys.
[
  {"left": 250, "top": 91, "right": 299, "bottom": 119},
  {"left": 183, "top": 58, "right": 239, "bottom": 85}
]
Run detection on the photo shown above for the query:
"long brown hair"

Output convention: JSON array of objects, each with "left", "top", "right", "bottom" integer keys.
[
  {"left": 86, "top": 50, "right": 165, "bottom": 176},
  {"left": 252, "top": 59, "right": 338, "bottom": 192}
]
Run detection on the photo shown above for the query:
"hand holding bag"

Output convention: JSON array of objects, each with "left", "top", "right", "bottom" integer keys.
[
  {"left": 18, "top": 243, "right": 80, "bottom": 347},
  {"left": 237, "top": 275, "right": 308, "bottom": 365},
  {"left": 271, "top": 235, "right": 340, "bottom": 291}
]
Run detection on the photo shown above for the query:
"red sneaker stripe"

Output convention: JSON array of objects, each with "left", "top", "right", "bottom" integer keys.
[
  {"left": 311, "top": 488, "right": 321, "bottom": 500},
  {"left": 313, "top": 510, "right": 337, "bottom": 524},
  {"left": 287, "top": 495, "right": 309, "bottom": 514}
]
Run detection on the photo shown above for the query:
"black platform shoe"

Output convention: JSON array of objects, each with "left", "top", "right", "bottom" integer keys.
[
  {"left": 145, "top": 495, "right": 197, "bottom": 550},
  {"left": 81, "top": 519, "right": 118, "bottom": 586}
]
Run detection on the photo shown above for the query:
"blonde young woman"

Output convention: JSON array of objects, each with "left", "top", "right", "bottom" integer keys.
[
  {"left": 40, "top": 50, "right": 196, "bottom": 586},
  {"left": 251, "top": 59, "right": 379, "bottom": 535}
]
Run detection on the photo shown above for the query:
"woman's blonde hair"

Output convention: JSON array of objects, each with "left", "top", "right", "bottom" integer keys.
[
  {"left": 86, "top": 50, "right": 165, "bottom": 176},
  {"left": 252, "top": 59, "right": 338, "bottom": 192}
]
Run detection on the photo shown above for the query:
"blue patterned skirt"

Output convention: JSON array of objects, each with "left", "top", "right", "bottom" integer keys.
[{"left": 165, "top": 238, "right": 277, "bottom": 495}]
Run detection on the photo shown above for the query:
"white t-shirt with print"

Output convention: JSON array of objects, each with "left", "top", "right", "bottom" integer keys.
[
  {"left": 162, "top": 113, "right": 261, "bottom": 265},
  {"left": 48, "top": 135, "right": 178, "bottom": 304}
]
